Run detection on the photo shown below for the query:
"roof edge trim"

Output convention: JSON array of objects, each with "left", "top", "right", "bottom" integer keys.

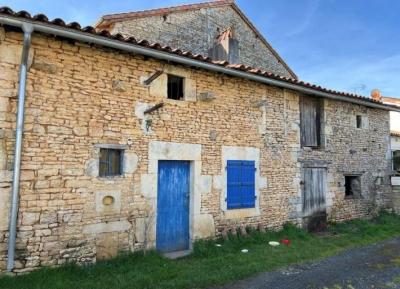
[{"left": 0, "top": 14, "right": 398, "bottom": 112}]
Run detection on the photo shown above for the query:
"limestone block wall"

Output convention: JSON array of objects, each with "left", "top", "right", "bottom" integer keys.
[
  {"left": 106, "top": 5, "right": 293, "bottom": 78},
  {"left": 0, "top": 28, "right": 392, "bottom": 273},
  {"left": 296, "top": 99, "right": 392, "bottom": 222}
]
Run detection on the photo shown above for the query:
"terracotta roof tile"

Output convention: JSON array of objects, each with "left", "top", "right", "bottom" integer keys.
[
  {"left": 98, "top": 0, "right": 234, "bottom": 22},
  {"left": 0, "top": 6, "right": 396, "bottom": 109}
]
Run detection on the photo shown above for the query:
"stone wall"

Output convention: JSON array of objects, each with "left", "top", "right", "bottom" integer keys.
[
  {"left": 0, "top": 28, "right": 392, "bottom": 273},
  {"left": 297, "top": 100, "right": 392, "bottom": 222},
  {"left": 392, "top": 185, "right": 400, "bottom": 214},
  {"left": 391, "top": 136, "right": 400, "bottom": 213},
  {"left": 105, "top": 5, "right": 293, "bottom": 78}
]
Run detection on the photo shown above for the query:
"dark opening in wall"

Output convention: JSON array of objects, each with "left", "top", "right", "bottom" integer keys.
[
  {"left": 167, "top": 74, "right": 184, "bottom": 100},
  {"left": 345, "top": 175, "right": 361, "bottom": 197},
  {"left": 393, "top": 150, "right": 400, "bottom": 174},
  {"left": 356, "top": 115, "right": 362, "bottom": 128}
]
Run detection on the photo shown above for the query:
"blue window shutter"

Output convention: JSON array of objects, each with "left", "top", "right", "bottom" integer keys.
[
  {"left": 227, "top": 161, "right": 242, "bottom": 209},
  {"left": 241, "top": 161, "right": 256, "bottom": 208},
  {"left": 227, "top": 160, "right": 255, "bottom": 209}
]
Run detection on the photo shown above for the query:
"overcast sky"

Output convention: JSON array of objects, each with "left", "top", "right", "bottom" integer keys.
[{"left": 1, "top": 0, "right": 399, "bottom": 97}]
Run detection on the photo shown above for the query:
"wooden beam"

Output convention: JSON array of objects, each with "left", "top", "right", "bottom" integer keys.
[
  {"left": 144, "top": 102, "right": 164, "bottom": 114},
  {"left": 143, "top": 70, "right": 163, "bottom": 85}
]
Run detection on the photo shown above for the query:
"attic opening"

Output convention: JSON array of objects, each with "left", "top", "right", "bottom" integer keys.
[
  {"left": 344, "top": 175, "right": 361, "bottom": 197},
  {"left": 208, "top": 27, "right": 239, "bottom": 64},
  {"left": 300, "top": 95, "right": 323, "bottom": 148},
  {"left": 167, "top": 74, "right": 184, "bottom": 100},
  {"left": 356, "top": 115, "right": 362, "bottom": 128}
]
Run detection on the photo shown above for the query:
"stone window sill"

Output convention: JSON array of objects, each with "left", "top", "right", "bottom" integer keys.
[
  {"left": 164, "top": 98, "right": 192, "bottom": 105},
  {"left": 97, "top": 175, "right": 125, "bottom": 181},
  {"left": 344, "top": 195, "right": 361, "bottom": 200},
  {"left": 222, "top": 208, "right": 259, "bottom": 219},
  {"left": 302, "top": 146, "right": 325, "bottom": 151}
]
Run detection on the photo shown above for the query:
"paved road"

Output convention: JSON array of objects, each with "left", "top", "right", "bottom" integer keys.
[{"left": 215, "top": 237, "right": 400, "bottom": 289}]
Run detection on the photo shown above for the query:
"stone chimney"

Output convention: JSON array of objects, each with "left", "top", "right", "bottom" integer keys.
[
  {"left": 371, "top": 89, "right": 382, "bottom": 101},
  {"left": 208, "top": 27, "right": 239, "bottom": 64}
]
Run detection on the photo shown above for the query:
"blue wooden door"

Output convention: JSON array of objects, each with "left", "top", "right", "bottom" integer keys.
[{"left": 157, "top": 160, "right": 190, "bottom": 252}]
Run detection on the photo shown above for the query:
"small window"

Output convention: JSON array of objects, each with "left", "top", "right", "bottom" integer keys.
[
  {"left": 167, "top": 74, "right": 184, "bottom": 100},
  {"left": 99, "top": 148, "right": 123, "bottom": 177},
  {"left": 227, "top": 160, "right": 256, "bottom": 209},
  {"left": 393, "top": 151, "right": 400, "bottom": 173},
  {"left": 344, "top": 175, "right": 361, "bottom": 197},
  {"left": 356, "top": 115, "right": 362, "bottom": 128}
]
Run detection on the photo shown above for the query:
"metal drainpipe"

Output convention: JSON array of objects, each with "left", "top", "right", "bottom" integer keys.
[{"left": 7, "top": 23, "right": 34, "bottom": 272}]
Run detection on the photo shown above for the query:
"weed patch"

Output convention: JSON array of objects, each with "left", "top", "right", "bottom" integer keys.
[{"left": 1, "top": 212, "right": 400, "bottom": 289}]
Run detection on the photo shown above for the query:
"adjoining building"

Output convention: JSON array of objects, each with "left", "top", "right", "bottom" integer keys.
[
  {"left": 375, "top": 90, "right": 400, "bottom": 213},
  {"left": 0, "top": 1, "right": 398, "bottom": 273}
]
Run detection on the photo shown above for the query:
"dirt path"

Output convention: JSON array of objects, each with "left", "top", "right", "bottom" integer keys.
[{"left": 214, "top": 237, "right": 400, "bottom": 289}]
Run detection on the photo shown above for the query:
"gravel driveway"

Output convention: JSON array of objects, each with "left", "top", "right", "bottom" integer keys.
[{"left": 214, "top": 237, "right": 400, "bottom": 289}]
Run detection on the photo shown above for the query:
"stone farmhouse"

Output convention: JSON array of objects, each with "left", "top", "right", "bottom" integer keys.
[{"left": 0, "top": 0, "right": 399, "bottom": 273}]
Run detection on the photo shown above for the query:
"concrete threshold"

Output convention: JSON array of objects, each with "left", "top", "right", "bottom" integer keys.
[{"left": 162, "top": 250, "right": 192, "bottom": 259}]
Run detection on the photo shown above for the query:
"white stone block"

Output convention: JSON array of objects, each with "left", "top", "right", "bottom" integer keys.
[
  {"left": 391, "top": 177, "right": 400, "bottom": 186},
  {"left": 184, "top": 78, "right": 197, "bottom": 102},
  {"left": 141, "top": 174, "right": 157, "bottom": 199},
  {"left": 135, "top": 217, "right": 146, "bottom": 243},
  {"left": 149, "top": 141, "right": 202, "bottom": 172},
  {"left": 95, "top": 191, "right": 121, "bottom": 213},
  {"left": 198, "top": 175, "right": 212, "bottom": 194},
  {"left": 259, "top": 176, "right": 268, "bottom": 189},
  {"left": 193, "top": 214, "right": 215, "bottom": 239},
  {"left": 0, "top": 186, "right": 10, "bottom": 230},
  {"left": 83, "top": 220, "right": 131, "bottom": 234},
  {"left": 213, "top": 175, "right": 223, "bottom": 190},
  {"left": 85, "top": 158, "right": 98, "bottom": 177},
  {"left": 134, "top": 102, "right": 152, "bottom": 120},
  {"left": 124, "top": 152, "right": 138, "bottom": 174},
  {"left": 149, "top": 73, "right": 167, "bottom": 99}
]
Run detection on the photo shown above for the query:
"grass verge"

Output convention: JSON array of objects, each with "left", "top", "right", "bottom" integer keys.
[{"left": 1, "top": 212, "right": 400, "bottom": 289}]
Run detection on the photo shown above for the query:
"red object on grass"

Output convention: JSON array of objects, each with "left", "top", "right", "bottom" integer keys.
[{"left": 281, "top": 239, "right": 291, "bottom": 246}]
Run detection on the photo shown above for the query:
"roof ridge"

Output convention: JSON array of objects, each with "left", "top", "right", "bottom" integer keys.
[{"left": 99, "top": 0, "right": 234, "bottom": 21}]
